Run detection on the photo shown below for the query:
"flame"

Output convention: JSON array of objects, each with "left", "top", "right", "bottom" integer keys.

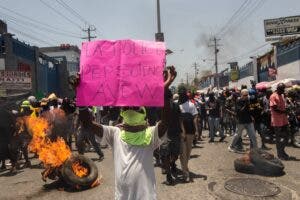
[
  {"left": 25, "top": 115, "right": 71, "bottom": 168},
  {"left": 15, "top": 117, "right": 25, "bottom": 135},
  {"left": 71, "top": 161, "right": 88, "bottom": 177}
]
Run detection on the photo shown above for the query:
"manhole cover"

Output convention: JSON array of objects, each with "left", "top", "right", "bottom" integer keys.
[{"left": 224, "top": 178, "right": 281, "bottom": 197}]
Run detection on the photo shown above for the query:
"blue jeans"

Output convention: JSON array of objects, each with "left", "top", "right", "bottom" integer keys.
[
  {"left": 231, "top": 123, "right": 258, "bottom": 149},
  {"left": 208, "top": 117, "right": 224, "bottom": 141}
]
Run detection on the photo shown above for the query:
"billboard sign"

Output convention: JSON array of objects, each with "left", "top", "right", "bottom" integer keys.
[
  {"left": 0, "top": 70, "right": 32, "bottom": 90},
  {"left": 264, "top": 15, "right": 300, "bottom": 38}
]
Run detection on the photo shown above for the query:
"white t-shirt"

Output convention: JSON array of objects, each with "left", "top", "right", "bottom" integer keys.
[
  {"left": 102, "top": 125, "right": 162, "bottom": 200},
  {"left": 179, "top": 100, "right": 198, "bottom": 116}
]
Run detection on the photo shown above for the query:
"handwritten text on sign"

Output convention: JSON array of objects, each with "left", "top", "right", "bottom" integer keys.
[{"left": 76, "top": 40, "right": 166, "bottom": 106}]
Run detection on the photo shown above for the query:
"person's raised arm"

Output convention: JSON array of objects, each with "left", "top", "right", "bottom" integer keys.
[
  {"left": 69, "top": 73, "right": 104, "bottom": 137},
  {"left": 158, "top": 66, "right": 177, "bottom": 138}
]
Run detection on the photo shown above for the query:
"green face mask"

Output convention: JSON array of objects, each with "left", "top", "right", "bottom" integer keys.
[
  {"left": 120, "top": 128, "right": 152, "bottom": 146},
  {"left": 120, "top": 107, "right": 147, "bottom": 126}
]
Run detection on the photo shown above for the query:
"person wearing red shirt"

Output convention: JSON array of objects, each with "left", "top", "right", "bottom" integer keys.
[{"left": 270, "top": 83, "right": 290, "bottom": 160}]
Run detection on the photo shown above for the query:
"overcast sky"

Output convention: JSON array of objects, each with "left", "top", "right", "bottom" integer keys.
[{"left": 1, "top": 0, "right": 300, "bottom": 85}]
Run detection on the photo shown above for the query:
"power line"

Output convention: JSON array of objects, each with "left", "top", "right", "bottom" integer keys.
[
  {"left": 5, "top": 18, "right": 60, "bottom": 44},
  {"left": 220, "top": 0, "right": 266, "bottom": 37},
  {"left": 55, "top": 0, "right": 101, "bottom": 39},
  {"left": 228, "top": 0, "right": 266, "bottom": 32},
  {"left": 219, "top": 0, "right": 258, "bottom": 37},
  {"left": 55, "top": 0, "right": 89, "bottom": 25},
  {"left": 9, "top": 27, "right": 54, "bottom": 46},
  {"left": 217, "top": 0, "right": 250, "bottom": 36},
  {"left": 39, "top": 0, "right": 83, "bottom": 30},
  {"left": 0, "top": 11, "right": 82, "bottom": 39},
  {"left": 220, "top": 43, "right": 269, "bottom": 64},
  {"left": 0, "top": 4, "right": 80, "bottom": 36}
]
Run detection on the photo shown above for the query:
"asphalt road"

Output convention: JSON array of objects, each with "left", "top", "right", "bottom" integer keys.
[{"left": 0, "top": 131, "right": 299, "bottom": 200}]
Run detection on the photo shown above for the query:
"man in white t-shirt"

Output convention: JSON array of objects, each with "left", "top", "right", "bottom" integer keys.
[
  {"left": 75, "top": 67, "right": 177, "bottom": 200},
  {"left": 177, "top": 87, "right": 199, "bottom": 182}
]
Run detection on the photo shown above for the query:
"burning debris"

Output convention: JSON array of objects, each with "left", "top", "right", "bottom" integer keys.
[
  {"left": 234, "top": 149, "right": 285, "bottom": 176},
  {"left": 24, "top": 115, "right": 100, "bottom": 190},
  {"left": 72, "top": 160, "right": 89, "bottom": 178}
]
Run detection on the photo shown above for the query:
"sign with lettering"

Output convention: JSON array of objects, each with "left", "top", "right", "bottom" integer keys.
[
  {"left": 76, "top": 39, "right": 166, "bottom": 106},
  {"left": 264, "top": 15, "right": 300, "bottom": 38},
  {"left": 0, "top": 70, "right": 31, "bottom": 90}
]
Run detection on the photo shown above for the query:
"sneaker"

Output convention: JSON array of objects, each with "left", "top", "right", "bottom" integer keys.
[
  {"left": 165, "top": 173, "right": 175, "bottom": 186},
  {"left": 182, "top": 172, "right": 190, "bottom": 183},
  {"left": 208, "top": 139, "right": 214, "bottom": 143},
  {"left": 228, "top": 146, "right": 237, "bottom": 153}
]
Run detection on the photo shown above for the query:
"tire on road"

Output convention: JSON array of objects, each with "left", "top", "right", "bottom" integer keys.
[
  {"left": 249, "top": 149, "right": 284, "bottom": 176},
  {"left": 234, "top": 158, "right": 255, "bottom": 174},
  {"left": 61, "top": 154, "right": 98, "bottom": 187}
]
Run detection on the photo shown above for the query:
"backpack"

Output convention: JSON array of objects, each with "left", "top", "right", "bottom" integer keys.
[{"left": 180, "top": 112, "right": 195, "bottom": 134}]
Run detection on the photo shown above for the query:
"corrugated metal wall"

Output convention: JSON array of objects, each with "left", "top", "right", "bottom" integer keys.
[{"left": 37, "top": 60, "right": 59, "bottom": 96}]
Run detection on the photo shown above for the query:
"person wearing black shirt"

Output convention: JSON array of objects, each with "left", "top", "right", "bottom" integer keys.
[
  {"left": 249, "top": 89, "right": 269, "bottom": 149},
  {"left": 160, "top": 96, "right": 181, "bottom": 185},
  {"left": 228, "top": 89, "right": 258, "bottom": 152},
  {"left": 207, "top": 92, "right": 225, "bottom": 142}
]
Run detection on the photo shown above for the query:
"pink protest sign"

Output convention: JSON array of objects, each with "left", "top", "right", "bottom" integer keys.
[{"left": 76, "top": 39, "right": 166, "bottom": 106}]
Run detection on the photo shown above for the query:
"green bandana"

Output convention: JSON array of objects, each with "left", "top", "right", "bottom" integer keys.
[
  {"left": 120, "top": 128, "right": 152, "bottom": 146},
  {"left": 120, "top": 107, "right": 147, "bottom": 126}
]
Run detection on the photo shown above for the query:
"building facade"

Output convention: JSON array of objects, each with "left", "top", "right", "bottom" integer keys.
[
  {"left": 40, "top": 44, "right": 80, "bottom": 76},
  {"left": 275, "top": 38, "right": 300, "bottom": 80},
  {"left": 0, "top": 20, "right": 71, "bottom": 98}
]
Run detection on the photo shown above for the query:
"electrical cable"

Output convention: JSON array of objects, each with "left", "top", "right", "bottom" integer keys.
[
  {"left": 220, "top": 0, "right": 266, "bottom": 37},
  {"left": 219, "top": 43, "right": 269, "bottom": 64},
  {"left": 39, "top": 0, "right": 83, "bottom": 30},
  {"left": 9, "top": 27, "right": 54, "bottom": 46},
  {"left": 0, "top": 4, "right": 80, "bottom": 36},
  {"left": 5, "top": 18, "right": 61, "bottom": 44},
  {"left": 217, "top": 0, "right": 250, "bottom": 36},
  {"left": 55, "top": 0, "right": 89, "bottom": 25},
  {"left": 0, "top": 10, "right": 82, "bottom": 39}
]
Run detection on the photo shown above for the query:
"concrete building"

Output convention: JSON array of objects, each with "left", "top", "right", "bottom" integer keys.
[
  {"left": 40, "top": 44, "right": 80, "bottom": 76},
  {"left": 275, "top": 38, "right": 300, "bottom": 80},
  {"left": 228, "top": 61, "right": 254, "bottom": 89},
  {"left": 0, "top": 20, "right": 71, "bottom": 98},
  {"left": 199, "top": 71, "right": 229, "bottom": 91},
  {"left": 0, "top": 21, "right": 37, "bottom": 97}
]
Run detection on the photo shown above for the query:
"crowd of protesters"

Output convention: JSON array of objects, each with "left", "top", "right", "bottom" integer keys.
[{"left": 1, "top": 73, "right": 299, "bottom": 197}]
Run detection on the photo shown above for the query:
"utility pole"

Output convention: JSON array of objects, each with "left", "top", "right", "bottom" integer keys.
[
  {"left": 209, "top": 37, "right": 221, "bottom": 89},
  {"left": 156, "top": 0, "right": 161, "bottom": 33},
  {"left": 155, "top": 0, "right": 164, "bottom": 42},
  {"left": 186, "top": 72, "right": 189, "bottom": 85},
  {"left": 82, "top": 25, "right": 96, "bottom": 41},
  {"left": 192, "top": 62, "right": 199, "bottom": 86}
]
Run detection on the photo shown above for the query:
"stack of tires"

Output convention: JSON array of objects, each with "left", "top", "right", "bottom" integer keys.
[{"left": 234, "top": 149, "right": 284, "bottom": 176}]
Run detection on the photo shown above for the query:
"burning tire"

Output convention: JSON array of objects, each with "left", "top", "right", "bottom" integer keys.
[
  {"left": 234, "top": 158, "right": 255, "bottom": 174},
  {"left": 249, "top": 149, "right": 284, "bottom": 176},
  {"left": 60, "top": 154, "right": 98, "bottom": 187}
]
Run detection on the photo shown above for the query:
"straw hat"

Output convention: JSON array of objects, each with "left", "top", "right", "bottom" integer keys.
[{"left": 47, "top": 93, "right": 57, "bottom": 101}]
